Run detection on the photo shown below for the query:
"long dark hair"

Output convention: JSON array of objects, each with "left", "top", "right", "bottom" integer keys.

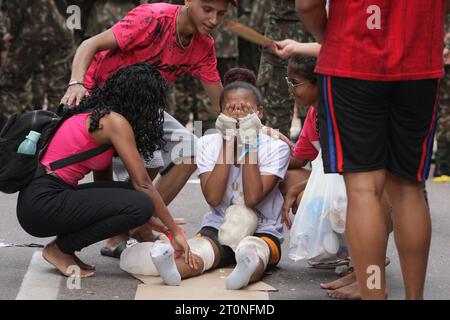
[
  {"left": 288, "top": 56, "right": 320, "bottom": 136},
  {"left": 63, "top": 62, "right": 168, "bottom": 161},
  {"left": 288, "top": 56, "right": 318, "bottom": 85}
]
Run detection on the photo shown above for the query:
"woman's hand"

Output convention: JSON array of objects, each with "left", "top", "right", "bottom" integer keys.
[
  {"left": 148, "top": 217, "right": 186, "bottom": 234},
  {"left": 444, "top": 47, "right": 450, "bottom": 66},
  {"left": 282, "top": 195, "right": 295, "bottom": 230},
  {"left": 222, "top": 103, "right": 240, "bottom": 119},
  {"left": 216, "top": 104, "right": 238, "bottom": 140},
  {"left": 60, "top": 83, "right": 89, "bottom": 106},
  {"left": 282, "top": 181, "right": 307, "bottom": 229},
  {"left": 171, "top": 228, "right": 198, "bottom": 270},
  {"left": 238, "top": 102, "right": 256, "bottom": 119},
  {"left": 261, "top": 126, "right": 294, "bottom": 150},
  {"left": 272, "top": 40, "right": 321, "bottom": 59},
  {"left": 272, "top": 39, "right": 300, "bottom": 60}
]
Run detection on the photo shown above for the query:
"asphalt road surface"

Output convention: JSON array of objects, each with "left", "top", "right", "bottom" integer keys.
[{"left": 1, "top": 173, "right": 449, "bottom": 300}]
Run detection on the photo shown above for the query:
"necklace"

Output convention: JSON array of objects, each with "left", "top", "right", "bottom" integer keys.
[
  {"left": 230, "top": 165, "right": 244, "bottom": 205},
  {"left": 176, "top": 7, "right": 192, "bottom": 50}
]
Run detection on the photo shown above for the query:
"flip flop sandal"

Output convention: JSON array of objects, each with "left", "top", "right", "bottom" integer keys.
[
  {"left": 100, "top": 241, "right": 128, "bottom": 259},
  {"left": 308, "top": 258, "right": 351, "bottom": 270},
  {"left": 335, "top": 257, "right": 391, "bottom": 277}
]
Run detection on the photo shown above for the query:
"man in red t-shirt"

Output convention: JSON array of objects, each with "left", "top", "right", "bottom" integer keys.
[
  {"left": 59, "top": 0, "right": 236, "bottom": 257},
  {"left": 296, "top": 0, "right": 448, "bottom": 299}
]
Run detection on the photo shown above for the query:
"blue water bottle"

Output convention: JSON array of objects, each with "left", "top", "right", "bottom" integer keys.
[{"left": 17, "top": 130, "right": 41, "bottom": 155}]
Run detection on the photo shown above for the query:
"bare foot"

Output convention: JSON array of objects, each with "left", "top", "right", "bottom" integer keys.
[
  {"left": 326, "top": 281, "right": 389, "bottom": 300},
  {"left": 326, "top": 281, "right": 361, "bottom": 300},
  {"left": 42, "top": 242, "right": 95, "bottom": 278},
  {"left": 73, "top": 254, "right": 95, "bottom": 271},
  {"left": 320, "top": 272, "right": 356, "bottom": 290}
]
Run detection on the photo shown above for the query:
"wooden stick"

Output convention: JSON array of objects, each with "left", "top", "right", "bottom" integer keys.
[{"left": 226, "top": 21, "right": 275, "bottom": 48}]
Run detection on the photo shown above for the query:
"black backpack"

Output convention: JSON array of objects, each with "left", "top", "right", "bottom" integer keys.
[{"left": 0, "top": 109, "right": 110, "bottom": 194}]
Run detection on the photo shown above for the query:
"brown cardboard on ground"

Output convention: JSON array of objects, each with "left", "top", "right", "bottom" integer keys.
[
  {"left": 135, "top": 284, "right": 270, "bottom": 300},
  {"left": 133, "top": 268, "right": 277, "bottom": 300}
]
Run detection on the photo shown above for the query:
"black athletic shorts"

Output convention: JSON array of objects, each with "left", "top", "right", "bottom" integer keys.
[{"left": 317, "top": 75, "right": 440, "bottom": 182}]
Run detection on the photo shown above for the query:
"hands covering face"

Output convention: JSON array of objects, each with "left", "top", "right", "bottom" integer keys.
[
  {"left": 215, "top": 102, "right": 262, "bottom": 145},
  {"left": 222, "top": 102, "right": 255, "bottom": 119}
]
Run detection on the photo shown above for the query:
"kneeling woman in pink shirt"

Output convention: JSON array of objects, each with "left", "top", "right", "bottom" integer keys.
[{"left": 17, "top": 63, "right": 193, "bottom": 278}]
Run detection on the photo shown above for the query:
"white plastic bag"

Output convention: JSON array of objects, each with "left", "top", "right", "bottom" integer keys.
[{"left": 289, "top": 151, "right": 348, "bottom": 262}]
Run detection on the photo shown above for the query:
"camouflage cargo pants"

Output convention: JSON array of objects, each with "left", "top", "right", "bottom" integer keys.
[
  {"left": 257, "top": 18, "right": 315, "bottom": 137},
  {"left": 168, "top": 57, "right": 239, "bottom": 135},
  {"left": 0, "top": 39, "right": 73, "bottom": 126},
  {"left": 435, "top": 67, "right": 450, "bottom": 175},
  {"left": 168, "top": 76, "right": 217, "bottom": 136}
]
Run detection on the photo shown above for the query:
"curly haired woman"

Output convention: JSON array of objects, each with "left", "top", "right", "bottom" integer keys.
[{"left": 16, "top": 63, "right": 194, "bottom": 278}]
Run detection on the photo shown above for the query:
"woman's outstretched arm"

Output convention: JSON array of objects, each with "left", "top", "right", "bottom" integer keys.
[{"left": 94, "top": 112, "right": 195, "bottom": 267}]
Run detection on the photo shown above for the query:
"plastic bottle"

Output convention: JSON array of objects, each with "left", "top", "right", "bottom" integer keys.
[{"left": 17, "top": 131, "right": 41, "bottom": 155}]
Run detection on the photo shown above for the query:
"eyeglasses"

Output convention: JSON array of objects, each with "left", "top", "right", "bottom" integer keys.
[{"left": 285, "top": 77, "right": 309, "bottom": 89}]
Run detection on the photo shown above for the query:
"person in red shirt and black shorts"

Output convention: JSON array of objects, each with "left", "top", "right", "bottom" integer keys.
[{"left": 296, "top": 0, "right": 448, "bottom": 299}]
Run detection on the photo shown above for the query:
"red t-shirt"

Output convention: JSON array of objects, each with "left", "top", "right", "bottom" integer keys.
[
  {"left": 293, "top": 107, "right": 320, "bottom": 161},
  {"left": 316, "top": 0, "right": 447, "bottom": 81},
  {"left": 85, "top": 3, "right": 221, "bottom": 90}
]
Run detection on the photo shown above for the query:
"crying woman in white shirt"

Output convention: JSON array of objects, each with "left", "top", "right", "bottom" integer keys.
[{"left": 124, "top": 70, "right": 291, "bottom": 289}]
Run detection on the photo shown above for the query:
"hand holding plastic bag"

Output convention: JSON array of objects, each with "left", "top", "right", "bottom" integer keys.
[{"left": 288, "top": 151, "right": 348, "bottom": 263}]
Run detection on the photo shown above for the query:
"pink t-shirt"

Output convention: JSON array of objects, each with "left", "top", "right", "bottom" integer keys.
[
  {"left": 85, "top": 3, "right": 221, "bottom": 90},
  {"left": 293, "top": 107, "right": 320, "bottom": 161},
  {"left": 40, "top": 114, "right": 114, "bottom": 187}
]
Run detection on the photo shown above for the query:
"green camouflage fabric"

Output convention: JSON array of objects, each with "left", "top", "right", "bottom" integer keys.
[
  {"left": 84, "top": 0, "right": 141, "bottom": 38},
  {"left": 213, "top": 3, "right": 238, "bottom": 82},
  {"left": 70, "top": 0, "right": 143, "bottom": 42},
  {"left": 169, "top": 75, "right": 216, "bottom": 135},
  {"left": 2, "top": 0, "right": 72, "bottom": 42},
  {"left": 21, "top": 65, "right": 47, "bottom": 108},
  {"left": 271, "top": 0, "right": 301, "bottom": 21},
  {"left": 32, "top": 64, "right": 47, "bottom": 108},
  {"left": 64, "top": 0, "right": 90, "bottom": 44},
  {"left": 213, "top": 4, "right": 238, "bottom": 59},
  {"left": 435, "top": 14, "right": 450, "bottom": 175},
  {"left": 438, "top": 68, "right": 450, "bottom": 144},
  {"left": 0, "top": 0, "right": 10, "bottom": 52},
  {"left": 436, "top": 69, "right": 450, "bottom": 175},
  {"left": 239, "top": 0, "right": 270, "bottom": 34},
  {"left": 257, "top": 0, "right": 315, "bottom": 137},
  {"left": 238, "top": 0, "right": 270, "bottom": 75},
  {"left": 0, "top": 0, "right": 74, "bottom": 127},
  {"left": 213, "top": 3, "right": 238, "bottom": 78}
]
